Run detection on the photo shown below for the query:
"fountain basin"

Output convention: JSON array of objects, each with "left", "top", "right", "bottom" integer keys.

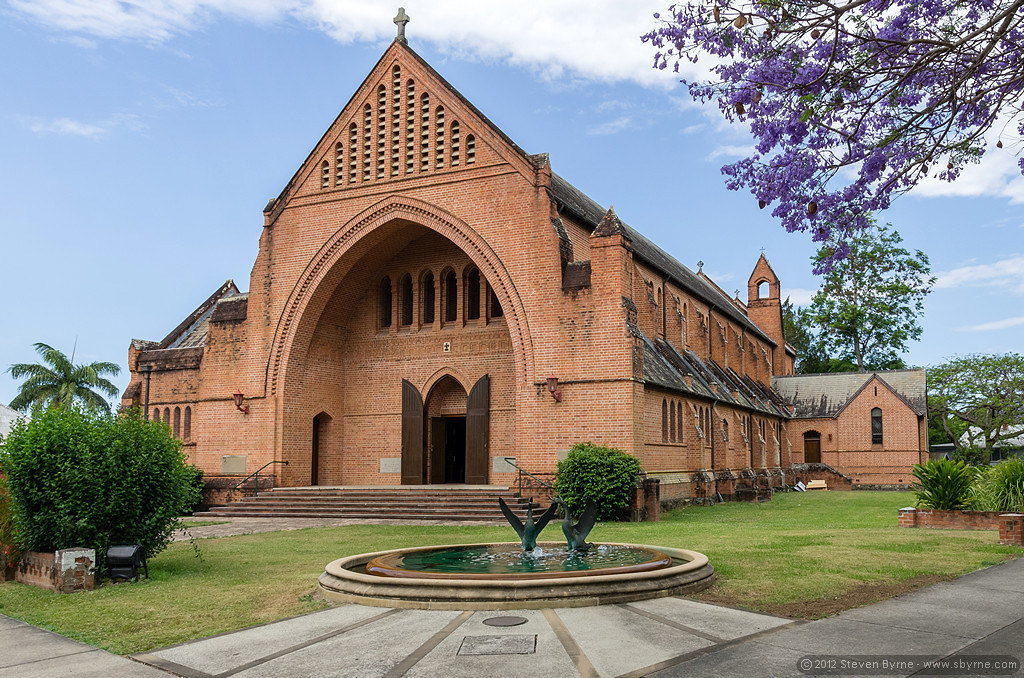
[{"left": 318, "top": 542, "right": 715, "bottom": 610}]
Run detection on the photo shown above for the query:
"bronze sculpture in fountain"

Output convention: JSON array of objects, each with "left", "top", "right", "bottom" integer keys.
[
  {"left": 498, "top": 497, "right": 558, "bottom": 551},
  {"left": 557, "top": 497, "right": 598, "bottom": 552}
]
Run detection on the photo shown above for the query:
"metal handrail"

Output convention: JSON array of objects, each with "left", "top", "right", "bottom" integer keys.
[
  {"left": 232, "top": 460, "right": 289, "bottom": 497},
  {"left": 501, "top": 457, "right": 554, "bottom": 498}
]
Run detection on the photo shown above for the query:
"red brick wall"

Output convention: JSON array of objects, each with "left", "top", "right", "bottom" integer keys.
[{"left": 898, "top": 507, "right": 1011, "bottom": 532}]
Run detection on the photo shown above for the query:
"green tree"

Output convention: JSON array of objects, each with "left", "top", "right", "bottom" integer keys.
[
  {"left": 782, "top": 298, "right": 858, "bottom": 374},
  {"left": 928, "top": 354, "right": 1024, "bottom": 463},
  {"left": 0, "top": 406, "right": 201, "bottom": 563},
  {"left": 7, "top": 342, "right": 120, "bottom": 412},
  {"left": 807, "top": 222, "right": 933, "bottom": 372}
]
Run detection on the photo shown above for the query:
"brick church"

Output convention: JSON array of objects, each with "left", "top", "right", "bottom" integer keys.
[{"left": 121, "top": 23, "right": 928, "bottom": 500}]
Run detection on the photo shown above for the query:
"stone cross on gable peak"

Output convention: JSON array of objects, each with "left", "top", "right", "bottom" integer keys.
[{"left": 394, "top": 7, "right": 410, "bottom": 44}]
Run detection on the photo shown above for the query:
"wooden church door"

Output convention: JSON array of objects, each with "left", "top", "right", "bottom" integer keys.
[
  {"left": 465, "top": 375, "right": 489, "bottom": 485},
  {"left": 400, "top": 379, "right": 424, "bottom": 485}
]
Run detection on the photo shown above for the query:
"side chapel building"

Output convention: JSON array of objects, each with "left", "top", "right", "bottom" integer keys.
[{"left": 121, "top": 27, "right": 927, "bottom": 498}]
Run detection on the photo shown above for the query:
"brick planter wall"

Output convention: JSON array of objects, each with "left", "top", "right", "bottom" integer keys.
[
  {"left": 200, "top": 474, "right": 277, "bottom": 509},
  {"left": 14, "top": 549, "right": 96, "bottom": 593},
  {"left": 899, "top": 508, "right": 1024, "bottom": 546}
]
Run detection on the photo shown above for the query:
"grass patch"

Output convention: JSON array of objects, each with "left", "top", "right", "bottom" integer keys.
[{"left": 0, "top": 491, "right": 1018, "bottom": 654}]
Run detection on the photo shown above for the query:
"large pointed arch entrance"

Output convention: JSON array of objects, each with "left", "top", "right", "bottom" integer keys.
[{"left": 272, "top": 198, "right": 520, "bottom": 487}]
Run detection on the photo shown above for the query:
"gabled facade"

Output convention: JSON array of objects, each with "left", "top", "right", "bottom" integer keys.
[
  {"left": 773, "top": 370, "right": 929, "bottom": 486},
  {"left": 122, "top": 35, "right": 921, "bottom": 500}
]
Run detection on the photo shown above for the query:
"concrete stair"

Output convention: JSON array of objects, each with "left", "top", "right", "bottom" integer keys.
[{"left": 197, "top": 485, "right": 535, "bottom": 522}]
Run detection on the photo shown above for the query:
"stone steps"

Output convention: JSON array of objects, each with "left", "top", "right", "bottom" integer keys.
[{"left": 197, "top": 485, "right": 536, "bottom": 522}]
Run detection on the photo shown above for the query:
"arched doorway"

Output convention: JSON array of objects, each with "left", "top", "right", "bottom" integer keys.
[
  {"left": 311, "top": 412, "right": 331, "bottom": 485},
  {"left": 803, "top": 431, "right": 821, "bottom": 464},
  {"left": 426, "top": 376, "right": 467, "bottom": 483}
]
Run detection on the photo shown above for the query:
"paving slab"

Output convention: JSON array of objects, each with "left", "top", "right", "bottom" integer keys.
[
  {"left": 0, "top": 616, "right": 168, "bottom": 678},
  {"left": 837, "top": 579, "right": 1024, "bottom": 638},
  {"left": 555, "top": 601, "right": 716, "bottom": 677},
  {"left": 630, "top": 595, "right": 793, "bottom": 640},
  {"left": 405, "top": 609, "right": 578, "bottom": 678},
  {"left": 147, "top": 604, "right": 389, "bottom": 675},
  {"left": 229, "top": 609, "right": 462, "bottom": 678},
  {"left": 767, "top": 616, "right": 977, "bottom": 656},
  {"left": 647, "top": 638, "right": 810, "bottom": 678}
]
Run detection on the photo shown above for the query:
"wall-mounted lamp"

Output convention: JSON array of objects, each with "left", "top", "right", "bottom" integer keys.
[
  {"left": 546, "top": 377, "right": 562, "bottom": 403},
  {"left": 233, "top": 390, "right": 250, "bottom": 415}
]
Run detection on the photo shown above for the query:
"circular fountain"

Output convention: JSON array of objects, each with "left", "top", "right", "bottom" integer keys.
[{"left": 318, "top": 541, "right": 715, "bottom": 610}]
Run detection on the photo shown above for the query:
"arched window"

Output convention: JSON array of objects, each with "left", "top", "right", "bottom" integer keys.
[
  {"left": 400, "top": 273, "right": 413, "bottom": 326},
  {"left": 757, "top": 280, "right": 768, "bottom": 299},
  {"left": 335, "top": 142, "right": 344, "bottom": 185},
  {"left": 391, "top": 66, "right": 401, "bottom": 176},
  {"left": 466, "top": 134, "right": 476, "bottom": 164},
  {"left": 677, "top": 402, "right": 684, "bottom": 441},
  {"left": 422, "top": 271, "right": 435, "bottom": 324},
  {"left": 183, "top": 406, "right": 192, "bottom": 440},
  {"left": 163, "top": 407, "right": 170, "bottom": 424},
  {"left": 321, "top": 160, "right": 330, "bottom": 188},
  {"left": 466, "top": 268, "right": 481, "bottom": 320},
  {"left": 152, "top": 407, "right": 160, "bottom": 422},
  {"left": 349, "top": 123, "right": 358, "bottom": 183},
  {"left": 487, "top": 283, "right": 503, "bottom": 318},
  {"left": 435, "top": 105, "right": 445, "bottom": 168},
  {"left": 363, "top": 104, "right": 372, "bottom": 180},
  {"left": 406, "top": 79, "right": 415, "bottom": 173},
  {"left": 379, "top": 277, "right": 393, "bottom": 328},
  {"left": 173, "top": 406, "right": 181, "bottom": 437},
  {"left": 721, "top": 418, "right": 729, "bottom": 442},
  {"left": 377, "top": 85, "right": 387, "bottom": 178},
  {"left": 670, "top": 400, "right": 677, "bottom": 442},
  {"left": 444, "top": 270, "right": 458, "bottom": 322},
  {"left": 871, "top": 407, "right": 883, "bottom": 444},
  {"left": 420, "top": 93, "right": 431, "bottom": 170},
  {"left": 450, "top": 121, "right": 460, "bottom": 166},
  {"left": 662, "top": 399, "right": 668, "bottom": 442}
]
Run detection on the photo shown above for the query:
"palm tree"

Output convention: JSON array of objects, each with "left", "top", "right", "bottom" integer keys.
[{"left": 7, "top": 343, "right": 121, "bottom": 412}]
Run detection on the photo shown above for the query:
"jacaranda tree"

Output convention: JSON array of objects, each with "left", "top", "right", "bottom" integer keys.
[{"left": 644, "top": 1, "right": 1024, "bottom": 267}]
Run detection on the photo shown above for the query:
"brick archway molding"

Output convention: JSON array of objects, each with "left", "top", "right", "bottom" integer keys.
[{"left": 267, "top": 195, "right": 534, "bottom": 465}]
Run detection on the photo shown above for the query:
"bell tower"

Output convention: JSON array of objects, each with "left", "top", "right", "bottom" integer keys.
[{"left": 747, "top": 254, "right": 785, "bottom": 373}]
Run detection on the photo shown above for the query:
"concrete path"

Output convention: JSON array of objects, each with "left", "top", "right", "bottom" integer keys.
[{"left": 4, "top": 558, "right": 1021, "bottom": 677}]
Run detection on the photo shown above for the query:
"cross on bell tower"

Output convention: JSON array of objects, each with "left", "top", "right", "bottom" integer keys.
[{"left": 394, "top": 7, "right": 410, "bottom": 44}]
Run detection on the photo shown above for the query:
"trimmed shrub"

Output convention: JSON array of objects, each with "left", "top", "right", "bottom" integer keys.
[
  {"left": 554, "top": 442, "right": 642, "bottom": 521},
  {"left": 0, "top": 407, "right": 201, "bottom": 566},
  {"left": 911, "top": 459, "right": 977, "bottom": 510},
  {"left": 971, "top": 457, "right": 1024, "bottom": 512}
]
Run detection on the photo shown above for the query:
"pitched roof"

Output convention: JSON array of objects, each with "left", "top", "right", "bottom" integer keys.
[
  {"left": 157, "top": 281, "right": 241, "bottom": 350},
  {"left": 642, "top": 330, "right": 789, "bottom": 418},
  {"left": 549, "top": 173, "right": 775, "bottom": 347},
  {"left": 772, "top": 369, "right": 926, "bottom": 418}
]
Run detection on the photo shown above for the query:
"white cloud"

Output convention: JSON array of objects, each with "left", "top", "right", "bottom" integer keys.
[
  {"left": 27, "top": 117, "right": 107, "bottom": 138},
  {"left": 705, "top": 145, "right": 755, "bottom": 161},
  {"left": 24, "top": 113, "right": 144, "bottom": 138},
  {"left": 783, "top": 288, "right": 816, "bottom": 306},
  {"left": 958, "top": 316, "right": 1024, "bottom": 332},
  {"left": 935, "top": 254, "right": 1024, "bottom": 295},
  {"left": 913, "top": 122, "right": 1024, "bottom": 204},
  {"left": 587, "top": 116, "right": 633, "bottom": 136},
  {"left": 8, "top": 1, "right": 691, "bottom": 87}
]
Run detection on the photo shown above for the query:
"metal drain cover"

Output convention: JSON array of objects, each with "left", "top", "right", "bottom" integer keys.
[{"left": 482, "top": 616, "right": 528, "bottom": 627}]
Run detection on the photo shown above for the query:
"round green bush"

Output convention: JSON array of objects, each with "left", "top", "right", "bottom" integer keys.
[
  {"left": 554, "top": 442, "right": 642, "bottom": 521},
  {"left": 0, "top": 406, "right": 201, "bottom": 565},
  {"left": 971, "top": 457, "right": 1024, "bottom": 512}
]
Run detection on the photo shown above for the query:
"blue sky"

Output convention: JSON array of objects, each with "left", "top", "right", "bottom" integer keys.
[{"left": 1, "top": 1, "right": 1021, "bottom": 409}]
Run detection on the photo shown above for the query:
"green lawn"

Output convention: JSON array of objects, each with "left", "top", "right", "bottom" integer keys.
[{"left": 0, "top": 491, "right": 1018, "bottom": 655}]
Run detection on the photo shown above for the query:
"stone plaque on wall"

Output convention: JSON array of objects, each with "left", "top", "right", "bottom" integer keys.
[
  {"left": 220, "top": 455, "right": 247, "bottom": 474},
  {"left": 380, "top": 458, "right": 401, "bottom": 474},
  {"left": 492, "top": 456, "right": 516, "bottom": 474}
]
